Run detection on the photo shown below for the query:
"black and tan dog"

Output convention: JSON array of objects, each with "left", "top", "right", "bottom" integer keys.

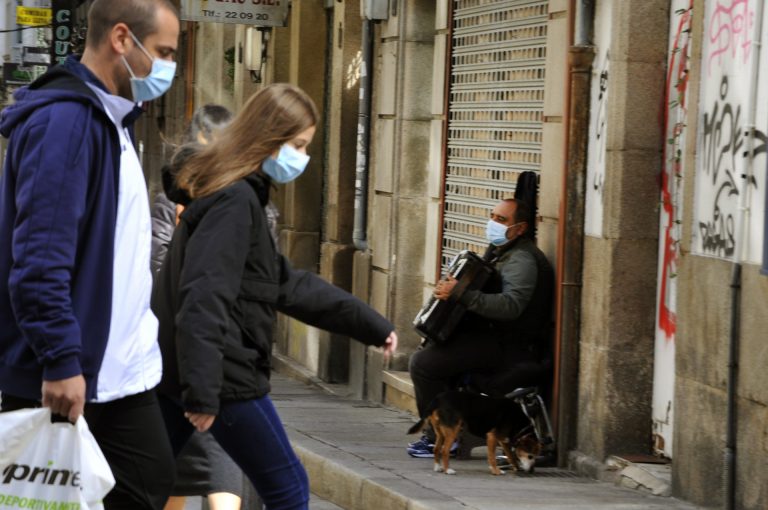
[{"left": 408, "top": 390, "right": 542, "bottom": 476}]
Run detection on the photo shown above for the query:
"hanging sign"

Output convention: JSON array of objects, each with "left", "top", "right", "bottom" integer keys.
[
  {"left": 50, "top": 0, "right": 75, "bottom": 66},
  {"left": 16, "top": 6, "right": 52, "bottom": 26},
  {"left": 180, "top": 0, "right": 288, "bottom": 27}
]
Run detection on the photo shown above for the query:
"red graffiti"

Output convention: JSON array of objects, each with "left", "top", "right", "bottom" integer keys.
[
  {"left": 659, "top": 1, "right": 693, "bottom": 340},
  {"left": 707, "top": 0, "right": 754, "bottom": 74}
]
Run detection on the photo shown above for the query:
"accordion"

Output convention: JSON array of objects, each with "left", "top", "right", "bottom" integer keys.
[{"left": 413, "top": 250, "right": 496, "bottom": 343}]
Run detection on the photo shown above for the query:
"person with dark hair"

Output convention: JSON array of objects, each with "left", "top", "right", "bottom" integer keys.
[
  {"left": 152, "top": 83, "right": 398, "bottom": 510},
  {"left": 406, "top": 198, "right": 554, "bottom": 457},
  {"left": 0, "top": 0, "right": 180, "bottom": 507},
  {"left": 150, "top": 104, "right": 248, "bottom": 510}
]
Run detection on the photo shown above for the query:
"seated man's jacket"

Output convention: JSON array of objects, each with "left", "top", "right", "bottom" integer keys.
[{"left": 458, "top": 237, "right": 554, "bottom": 361}]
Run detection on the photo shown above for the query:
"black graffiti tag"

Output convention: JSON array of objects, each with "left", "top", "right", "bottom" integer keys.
[{"left": 699, "top": 76, "right": 764, "bottom": 257}]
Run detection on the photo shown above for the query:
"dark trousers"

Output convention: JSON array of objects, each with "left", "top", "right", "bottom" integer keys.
[
  {"left": 1, "top": 389, "right": 175, "bottom": 509},
  {"left": 160, "top": 394, "right": 310, "bottom": 510},
  {"left": 409, "top": 330, "right": 509, "bottom": 421}
]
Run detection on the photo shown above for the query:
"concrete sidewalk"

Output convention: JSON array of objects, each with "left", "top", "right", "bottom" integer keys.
[{"left": 271, "top": 369, "right": 703, "bottom": 510}]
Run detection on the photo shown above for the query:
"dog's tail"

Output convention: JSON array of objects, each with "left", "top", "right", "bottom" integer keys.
[{"left": 407, "top": 417, "right": 426, "bottom": 435}]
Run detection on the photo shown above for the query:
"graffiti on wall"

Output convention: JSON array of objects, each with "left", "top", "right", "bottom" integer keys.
[
  {"left": 699, "top": 76, "right": 765, "bottom": 257},
  {"left": 658, "top": 2, "right": 693, "bottom": 340},
  {"left": 694, "top": 0, "right": 767, "bottom": 262},
  {"left": 707, "top": 0, "right": 754, "bottom": 74},
  {"left": 584, "top": 0, "right": 612, "bottom": 238},
  {"left": 593, "top": 65, "right": 609, "bottom": 198},
  {"left": 585, "top": 52, "right": 609, "bottom": 237}
]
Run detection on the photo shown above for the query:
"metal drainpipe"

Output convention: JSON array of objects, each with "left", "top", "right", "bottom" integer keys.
[
  {"left": 725, "top": 1, "right": 763, "bottom": 507},
  {"left": 553, "top": 0, "right": 594, "bottom": 467},
  {"left": 353, "top": 19, "right": 373, "bottom": 251}
]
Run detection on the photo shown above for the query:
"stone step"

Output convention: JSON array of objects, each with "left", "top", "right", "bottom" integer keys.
[{"left": 382, "top": 370, "right": 418, "bottom": 416}]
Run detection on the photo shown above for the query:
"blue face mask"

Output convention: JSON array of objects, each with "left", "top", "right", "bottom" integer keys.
[
  {"left": 262, "top": 144, "right": 310, "bottom": 183},
  {"left": 122, "top": 31, "right": 176, "bottom": 102},
  {"left": 486, "top": 219, "right": 512, "bottom": 246}
]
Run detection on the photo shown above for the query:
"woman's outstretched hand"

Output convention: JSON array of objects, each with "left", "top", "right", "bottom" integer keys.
[{"left": 383, "top": 331, "right": 398, "bottom": 360}]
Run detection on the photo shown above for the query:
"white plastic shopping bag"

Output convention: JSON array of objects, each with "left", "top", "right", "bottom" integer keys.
[{"left": 0, "top": 408, "right": 115, "bottom": 509}]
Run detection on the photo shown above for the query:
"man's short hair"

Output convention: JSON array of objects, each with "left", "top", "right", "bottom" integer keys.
[
  {"left": 503, "top": 198, "right": 532, "bottom": 225},
  {"left": 86, "top": 0, "right": 179, "bottom": 48}
]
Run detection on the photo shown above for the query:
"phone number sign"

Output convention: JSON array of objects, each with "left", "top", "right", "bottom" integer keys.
[{"left": 181, "top": 0, "right": 288, "bottom": 27}]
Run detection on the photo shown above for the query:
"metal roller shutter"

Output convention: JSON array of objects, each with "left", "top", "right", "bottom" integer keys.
[{"left": 441, "top": 0, "right": 548, "bottom": 270}]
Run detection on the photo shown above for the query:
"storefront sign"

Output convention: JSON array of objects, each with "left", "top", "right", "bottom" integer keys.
[
  {"left": 180, "top": 0, "right": 288, "bottom": 27},
  {"left": 22, "top": 46, "right": 51, "bottom": 66},
  {"left": 16, "top": 6, "right": 52, "bottom": 26}
]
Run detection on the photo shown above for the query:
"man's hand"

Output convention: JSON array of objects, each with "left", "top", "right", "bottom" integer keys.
[
  {"left": 433, "top": 276, "right": 458, "bottom": 301},
  {"left": 42, "top": 375, "right": 85, "bottom": 423},
  {"left": 383, "top": 331, "right": 398, "bottom": 360},
  {"left": 185, "top": 412, "right": 216, "bottom": 432}
]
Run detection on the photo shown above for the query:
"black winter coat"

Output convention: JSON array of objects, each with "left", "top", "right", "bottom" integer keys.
[{"left": 151, "top": 173, "right": 393, "bottom": 414}]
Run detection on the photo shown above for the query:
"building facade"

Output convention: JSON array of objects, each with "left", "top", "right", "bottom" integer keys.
[{"left": 2, "top": 1, "right": 765, "bottom": 508}]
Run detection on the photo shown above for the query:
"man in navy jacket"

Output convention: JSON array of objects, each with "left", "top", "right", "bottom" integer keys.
[{"left": 0, "top": 1, "right": 179, "bottom": 507}]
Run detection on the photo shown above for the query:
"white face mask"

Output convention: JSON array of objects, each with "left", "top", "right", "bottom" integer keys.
[
  {"left": 121, "top": 30, "right": 176, "bottom": 102},
  {"left": 486, "top": 219, "right": 513, "bottom": 246},
  {"left": 262, "top": 144, "right": 310, "bottom": 183}
]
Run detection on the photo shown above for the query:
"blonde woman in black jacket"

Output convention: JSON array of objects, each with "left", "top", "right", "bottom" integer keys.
[{"left": 152, "top": 84, "right": 397, "bottom": 510}]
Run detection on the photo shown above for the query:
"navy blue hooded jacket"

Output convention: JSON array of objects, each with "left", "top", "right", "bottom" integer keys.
[{"left": 0, "top": 56, "right": 142, "bottom": 401}]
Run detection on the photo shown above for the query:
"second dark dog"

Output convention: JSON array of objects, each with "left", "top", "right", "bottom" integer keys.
[{"left": 408, "top": 390, "right": 541, "bottom": 475}]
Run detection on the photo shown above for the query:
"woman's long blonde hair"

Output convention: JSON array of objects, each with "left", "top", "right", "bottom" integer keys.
[{"left": 176, "top": 83, "right": 318, "bottom": 199}]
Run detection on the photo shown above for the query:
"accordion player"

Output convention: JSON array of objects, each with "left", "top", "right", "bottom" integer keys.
[{"left": 412, "top": 250, "right": 497, "bottom": 343}]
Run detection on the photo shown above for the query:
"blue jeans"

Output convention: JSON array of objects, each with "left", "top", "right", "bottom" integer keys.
[{"left": 160, "top": 395, "right": 309, "bottom": 510}]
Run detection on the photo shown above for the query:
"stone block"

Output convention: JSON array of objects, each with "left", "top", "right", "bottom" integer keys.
[
  {"left": 374, "top": 118, "right": 396, "bottom": 193},
  {"left": 612, "top": 0, "right": 670, "bottom": 64},
  {"left": 423, "top": 200, "right": 441, "bottom": 283},
  {"left": 427, "top": 120, "right": 444, "bottom": 198},
  {"left": 435, "top": 0, "right": 449, "bottom": 30},
  {"left": 602, "top": 149, "right": 663, "bottom": 240},
  {"left": 397, "top": 121, "right": 431, "bottom": 196},
  {"left": 360, "top": 479, "right": 409, "bottom": 510},
  {"left": 320, "top": 242, "right": 356, "bottom": 290},
  {"left": 536, "top": 218, "right": 558, "bottom": 263},
  {"left": 380, "top": 2, "right": 399, "bottom": 39},
  {"left": 603, "top": 239, "right": 659, "bottom": 353},
  {"left": 352, "top": 250, "right": 373, "bottom": 301},
  {"left": 739, "top": 268, "right": 768, "bottom": 404},
  {"left": 401, "top": 41, "right": 435, "bottom": 120},
  {"left": 576, "top": 342, "right": 609, "bottom": 458},
  {"left": 366, "top": 346, "right": 386, "bottom": 402},
  {"left": 672, "top": 376, "right": 726, "bottom": 507},
  {"left": 401, "top": 0, "right": 436, "bottom": 42},
  {"left": 284, "top": 319, "right": 321, "bottom": 374},
  {"left": 606, "top": 59, "right": 667, "bottom": 152},
  {"left": 544, "top": 15, "right": 568, "bottom": 117},
  {"left": 580, "top": 236, "right": 612, "bottom": 348},
  {"left": 549, "top": 0, "right": 569, "bottom": 13},
  {"left": 315, "top": 457, "right": 363, "bottom": 509},
  {"left": 378, "top": 42, "right": 398, "bottom": 116},
  {"left": 394, "top": 198, "right": 428, "bottom": 275},
  {"left": 430, "top": 34, "right": 447, "bottom": 115},
  {"left": 675, "top": 254, "right": 732, "bottom": 387},
  {"left": 539, "top": 121, "right": 564, "bottom": 219},
  {"left": 279, "top": 230, "right": 320, "bottom": 272},
  {"left": 735, "top": 396, "right": 768, "bottom": 509},
  {"left": 371, "top": 194, "right": 392, "bottom": 269},
  {"left": 370, "top": 268, "right": 389, "bottom": 317}
]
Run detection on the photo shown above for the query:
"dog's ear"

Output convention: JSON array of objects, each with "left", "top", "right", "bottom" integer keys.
[{"left": 516, "top": 433, "right": 540, "bottom": 450}]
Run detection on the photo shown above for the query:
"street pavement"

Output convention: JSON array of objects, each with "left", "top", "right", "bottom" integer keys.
[
  {"left": 180, "top": 370, "right": 704, "bottom": 510},
  {"left": 271, "top": 371, "right": 705, "bottom": 510}
]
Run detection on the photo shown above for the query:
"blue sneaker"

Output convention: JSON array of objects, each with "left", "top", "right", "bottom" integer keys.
[{"left": 406, "top": 436, "right": 457, "bottom": 458}]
